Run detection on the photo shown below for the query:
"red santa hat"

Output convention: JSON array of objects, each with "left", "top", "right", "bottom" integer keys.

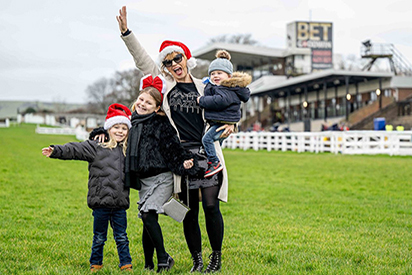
[
  {"left": 104, "top": 103, "right": 132, "bottom": 130},
  {"left": 157, "top": 40, "right": 197, "bottom": 70}
]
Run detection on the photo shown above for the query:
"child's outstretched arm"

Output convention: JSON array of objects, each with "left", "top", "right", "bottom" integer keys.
[
  {"left": 42, "top": 146, "right": 54, "bottom": 157},
  {"left": 43, "top": 141, "right": 98, "bottom": 162}
]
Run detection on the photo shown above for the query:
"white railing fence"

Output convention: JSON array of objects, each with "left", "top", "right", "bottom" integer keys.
[
  {"left": 35, "top": 125, "right": 412, "bottom": 156},
  {"left": 35, "top": 125, "right": 89, "bottom": 141},
  {"left": 0, "top": 118, "right": 10, "bottom": 128},
  {"left": 222, "top": 131, "right": 412, "bottom": 156}
]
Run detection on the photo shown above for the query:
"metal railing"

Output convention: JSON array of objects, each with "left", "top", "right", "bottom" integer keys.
[{"left": 361, "top": 42, "right": 412, "bottom": 75}]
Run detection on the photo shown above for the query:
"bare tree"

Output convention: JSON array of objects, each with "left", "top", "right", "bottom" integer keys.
[
  {"left": 208, "top": 33, "right": 258, "bottom": 45},
  {"left": 191, "top": 59, "right": 210, "bottom": 79},
  {"left": 110, "top": 69, "right": 143, "bottom": 108},
  {"left": 335, "top": 54, "right": 365, "bottom": 71},
  {"left": 86, "top": 77, "right": 114, "bottom": 114}
]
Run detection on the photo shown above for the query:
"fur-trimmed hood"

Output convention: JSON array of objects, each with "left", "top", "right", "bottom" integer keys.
[{"left": 221, "top": 72, "right": 252, "bottom": 88}]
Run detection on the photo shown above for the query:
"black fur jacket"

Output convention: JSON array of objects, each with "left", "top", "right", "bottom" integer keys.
[{"left": 90, "top": 114, "right": 199, "bottom": 189}]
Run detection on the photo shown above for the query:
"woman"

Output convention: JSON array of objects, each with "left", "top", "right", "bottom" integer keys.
[{"left": 116, "top": 6, "right": 235, "bottom": 273}]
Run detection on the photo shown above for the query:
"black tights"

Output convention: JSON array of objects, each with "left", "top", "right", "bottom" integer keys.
[
  {"left": 180, "top": 185, "right": 224, "bottom": 255},
  {"left": 141, "top": 211, "right": 167, "bottom": 265}
]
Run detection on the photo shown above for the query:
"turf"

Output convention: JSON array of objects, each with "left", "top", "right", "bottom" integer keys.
[{"left": 1, "top": 124, "right": 411, "bottom": 274}]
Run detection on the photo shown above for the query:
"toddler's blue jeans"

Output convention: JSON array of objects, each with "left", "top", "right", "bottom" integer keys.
[{"left": 202, "top": 123, "right": 226, "bottom": 163}]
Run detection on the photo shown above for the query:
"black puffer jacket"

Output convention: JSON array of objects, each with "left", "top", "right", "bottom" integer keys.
[{"left": 50, "top": 140, "right": 129, "bottom": 210}]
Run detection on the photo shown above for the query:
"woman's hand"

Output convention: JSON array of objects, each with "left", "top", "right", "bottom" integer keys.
[
  {"left": 183, "top": 159, "right": 194, "bottom": 169},
  {"left": 42, "top": 146, "right": 53, "bottom": 157},
  {"left": 94, "top": 134, "right": 106, "bottom": 143},
  {"left": 116, "top": 6, "right": 128, "bottom": 33},
  {"left": 217, "top": 124, "right": 235, "bottom": 138}
]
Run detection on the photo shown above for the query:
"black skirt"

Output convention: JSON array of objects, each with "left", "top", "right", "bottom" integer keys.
[{"left": 183, "top": 146, "right": 220, "bottom": 189}]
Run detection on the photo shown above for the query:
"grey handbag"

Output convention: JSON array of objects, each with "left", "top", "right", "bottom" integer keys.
[
  {"left": 163, "top": 176, "right": 190, "bottom": 223},
  {"left": 163, "top": 196, "right": 190, "bottom": 223}
]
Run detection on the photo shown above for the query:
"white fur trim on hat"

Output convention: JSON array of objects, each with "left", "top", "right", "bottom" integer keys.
[
  {"left": 157, "top": 46, "right": 197, "bottom": 70},
  {"left": 104, "top": 116, "right": 131, "bottom": 130}
]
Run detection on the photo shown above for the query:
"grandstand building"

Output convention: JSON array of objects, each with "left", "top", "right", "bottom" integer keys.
[{"left": 193, "top": 21, "right": 412, "bottom": 131}]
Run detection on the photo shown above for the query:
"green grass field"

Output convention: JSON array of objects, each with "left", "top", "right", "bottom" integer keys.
[{"left": 1, "top": 124, "right": 411, "bottom": 274}]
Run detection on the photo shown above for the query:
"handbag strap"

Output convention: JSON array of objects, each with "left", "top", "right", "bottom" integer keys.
[
  {"left": 186, "top": 175, "right": 189, "bottom": 207},
  {"left": 172, "top": 176, "right": 189, "bottom": 207}
]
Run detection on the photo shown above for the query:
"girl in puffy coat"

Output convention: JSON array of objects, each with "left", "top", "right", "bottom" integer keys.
[{"left": 41, "top": 103, "right": 133, "bottom": 272}]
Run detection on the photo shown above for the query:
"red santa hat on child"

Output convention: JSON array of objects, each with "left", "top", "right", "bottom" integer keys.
[
  {"left": 157, "top": 40, "right": 197, "bottom": 70},
  {"left": 104, "top": 103, "right": 132, "bottom": 130}
]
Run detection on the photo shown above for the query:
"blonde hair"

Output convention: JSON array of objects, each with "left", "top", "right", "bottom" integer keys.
[
  {"left": 132, "top": 87, "right": 165, "bottom": 116},
  {"left": 100, "top": 124, "right": 129, "bottom": 156}
]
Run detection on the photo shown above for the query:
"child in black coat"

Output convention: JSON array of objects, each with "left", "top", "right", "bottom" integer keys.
[{"left": 42, "top": 103, "right": 133, "bottom": 272}]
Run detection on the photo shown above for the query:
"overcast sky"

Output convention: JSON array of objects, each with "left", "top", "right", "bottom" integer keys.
[{"left": 1, "top": 0, "right": 411, "bottom": 104}]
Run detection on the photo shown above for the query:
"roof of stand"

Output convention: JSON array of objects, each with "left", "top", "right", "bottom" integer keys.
[
  {"left": 248, "top": 69, "right": 395, "bottom": 98},
  {"left": 193, "top": 42, "right": 297, "bottom": 68}
]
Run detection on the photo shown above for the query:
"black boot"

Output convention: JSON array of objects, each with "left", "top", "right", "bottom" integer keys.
[
  {"left": 144, "top": 263, "right": 154, "bottom": 271},
  {"left": 157, "top": 254, "right": 174, "bottom": 273},
  {"left": 190, "top": 251, "right": 203, "bottom": 272},
  {"left": 204, "top": 251, "right": 221, "bottom": 273}
]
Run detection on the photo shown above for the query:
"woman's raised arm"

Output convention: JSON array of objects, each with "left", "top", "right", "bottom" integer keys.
[{"left": 117, "top": 6, "right": 161, "bottom": 77}]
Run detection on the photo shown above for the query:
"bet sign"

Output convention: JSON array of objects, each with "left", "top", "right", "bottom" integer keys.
[{"left": 296, "top": 22, "right": 333, "bottom": 49}]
